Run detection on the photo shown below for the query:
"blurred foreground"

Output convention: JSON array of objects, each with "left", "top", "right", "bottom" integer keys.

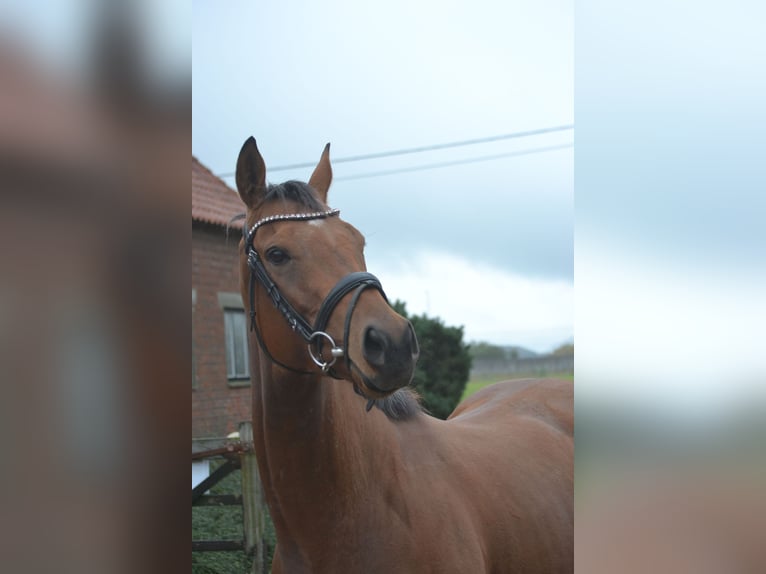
[
  {"left": 577, "top": 393, "right": 766, "bottom": 573},
  {"left": 0, "top": 2, "right": 188, "bottom": 573}
]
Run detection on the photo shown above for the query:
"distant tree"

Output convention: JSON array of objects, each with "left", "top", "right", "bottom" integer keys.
[
  {"left": 393, "top": 301, "right": 472, "bottom": 420},
  {"left": 552, "top": 342, "right": 574, "bottom": 357},
  {"left": 468, "top": 341, "right": 506, "bottom": 361}
]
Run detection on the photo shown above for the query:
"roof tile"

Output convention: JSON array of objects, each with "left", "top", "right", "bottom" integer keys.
[{"left": 192, "top": 156, "right": 245, "bottom": 228}]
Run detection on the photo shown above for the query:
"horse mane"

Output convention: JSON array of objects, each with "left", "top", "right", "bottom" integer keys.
[{"left": 374, "top": 387, "right": 423, "bottom": 421}]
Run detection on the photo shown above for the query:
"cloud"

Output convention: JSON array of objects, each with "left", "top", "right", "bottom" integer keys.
[
  {"left": 331, "top": 142, "right": 573, "bottom": 282},
  {"left": 368, "top": 249, "right": 573, "bottom": 353},
  {"left": 576, "top": 233, "right": 765, "bottom": 415}
]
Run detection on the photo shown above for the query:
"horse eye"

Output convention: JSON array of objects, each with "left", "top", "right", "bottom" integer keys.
[{"left": 265, "top": 247, "right": 290, "bottom": 265}]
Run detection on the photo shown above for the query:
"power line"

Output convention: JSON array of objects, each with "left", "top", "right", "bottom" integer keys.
[
  {"left": 215, "top": 124, "right": 573, "bottom": 177},
  {"left": 334, "top": 143, "right": 573, "bottom": 181}
]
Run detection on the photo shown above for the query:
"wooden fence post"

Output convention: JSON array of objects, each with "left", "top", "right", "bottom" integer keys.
[{"left": 239, "top": 421, "right": 265, "bottom": 574}]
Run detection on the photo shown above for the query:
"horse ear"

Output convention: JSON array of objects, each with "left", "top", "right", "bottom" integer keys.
[
  {"left": 308, "top": 143, "right": 332, "bottom": 202},
  {"left": 235, "top": 136, "right": 267, "bottom": 208}
]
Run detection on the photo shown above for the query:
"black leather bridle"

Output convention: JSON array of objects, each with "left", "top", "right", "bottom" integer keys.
[{"left": 243, "top": 207, "right": 387, "bottom": 381}]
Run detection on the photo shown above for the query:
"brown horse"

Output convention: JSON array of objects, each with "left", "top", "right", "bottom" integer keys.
[{"left": 235, "top": 137, "right": 573, "bottom": 573}]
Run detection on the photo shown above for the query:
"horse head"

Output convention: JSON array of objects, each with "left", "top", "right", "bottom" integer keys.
[{"left": 235, "top": 137, "right": 419, "bottom": 398}]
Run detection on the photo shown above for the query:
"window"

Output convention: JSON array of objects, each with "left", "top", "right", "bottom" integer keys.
[
  {"left": 224, "top": 308, "right": 250, "bottom": 381},
  {"left": 218, "top": 292, "right": 250, "bottom": 386}
]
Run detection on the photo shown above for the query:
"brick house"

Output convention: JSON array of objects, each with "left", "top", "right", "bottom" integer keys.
[{"left": 192, "top": 157, "right": 255, "bottom": 439}]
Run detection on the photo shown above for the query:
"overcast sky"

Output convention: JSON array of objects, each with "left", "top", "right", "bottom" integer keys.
[
  {"left": 192, "top": 0, "right": 573, "bottom": 352},
  {"left": 3, "top": 0, "right": 762, "bottom": 437}
]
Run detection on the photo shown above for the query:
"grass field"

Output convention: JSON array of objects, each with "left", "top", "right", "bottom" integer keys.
[{"left": 462, "top": 373, "right": 574, "bottom": 401}]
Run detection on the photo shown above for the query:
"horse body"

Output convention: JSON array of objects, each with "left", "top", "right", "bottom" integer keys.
[
  {"left": 234, "top": 137, "right": 573, "bottom": 573},
  {"left": 442, "top": 379, "right": 574, "bottom": 572},
  {"left": 392, "top": 378, "right": 573, "bottom": 574},
  {"left": 253, "top": 366, "right": 572, "bottom": 574}
]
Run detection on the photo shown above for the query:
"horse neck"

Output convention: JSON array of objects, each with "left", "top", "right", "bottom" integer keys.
[{"left": 251, "top": 350, "right": 400, "bottom": 545}]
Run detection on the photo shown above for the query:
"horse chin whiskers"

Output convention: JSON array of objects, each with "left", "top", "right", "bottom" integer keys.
[
  {"left": 353, "top": 372, "right": 387, "bottom": 399},
  {"left": 352, "top": 382, "right": 378, "bottom": 412},
  {"left": 350, "top": 366, "right": 395, "bottom": 407}
]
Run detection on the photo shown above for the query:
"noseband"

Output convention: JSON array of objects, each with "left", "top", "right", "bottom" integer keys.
[{"left": 244, "top": 208, "right": 387, "bottom": 378}]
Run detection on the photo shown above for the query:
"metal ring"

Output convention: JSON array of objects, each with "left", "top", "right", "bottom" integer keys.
[{"left": 307, "top": 331, "right": 344, "bottom": 372}]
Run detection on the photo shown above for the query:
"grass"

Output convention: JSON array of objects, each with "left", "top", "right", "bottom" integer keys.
[
  {"left": 192, "top": 460, "right": 277, "bottom": 574},
  {"left": 462, "top": 372, "right": 574, "bottom": 401}
]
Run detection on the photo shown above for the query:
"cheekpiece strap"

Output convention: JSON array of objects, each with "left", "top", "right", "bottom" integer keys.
[
  {"left": 244, "top": 208, "right": 342, "bottom": 342},
  {"left": 248, "top": 248, "right": 314, "bottom": 340}
]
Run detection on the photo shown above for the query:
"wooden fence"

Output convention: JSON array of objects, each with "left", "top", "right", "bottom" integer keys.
[
  {"left": 470, "top": 354, "right": 574, "bottom": 377},
  {"left": 192, "top": 421, "right": 267, "bottom": 574}
]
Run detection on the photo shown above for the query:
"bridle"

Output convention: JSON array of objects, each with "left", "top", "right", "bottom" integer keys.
[{"left": 243, "top": 207, "right": 387, "bottom": 382}]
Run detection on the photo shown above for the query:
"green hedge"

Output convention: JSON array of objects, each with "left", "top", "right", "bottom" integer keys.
[{"left": 393, "top": 301, "right": 472, "bottom": 420}]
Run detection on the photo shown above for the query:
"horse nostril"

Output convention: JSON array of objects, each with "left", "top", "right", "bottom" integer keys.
[{"left": 363, "top": 326, "right": 388, "bottom": 368}]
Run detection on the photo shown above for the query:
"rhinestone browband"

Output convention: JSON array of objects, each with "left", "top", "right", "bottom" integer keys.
[{"left": 246, "top": 208, "right": 340, "bottom": 241}]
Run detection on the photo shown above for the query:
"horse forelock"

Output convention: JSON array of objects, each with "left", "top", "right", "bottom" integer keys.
[
  {"left": 262, "top": 180, "right": 325, "bottom": 211},
  {"left": 227, "top": 181, "right": 325, "bottom": 240}
]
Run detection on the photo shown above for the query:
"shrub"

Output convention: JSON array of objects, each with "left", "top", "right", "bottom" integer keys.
[{"left": 393, "top": 301, "right": 472, "bottom": 419}]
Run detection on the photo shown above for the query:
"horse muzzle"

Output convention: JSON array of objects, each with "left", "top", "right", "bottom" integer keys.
[{"left": 357, "top": 319, "right": 419, "bottom": 395}]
